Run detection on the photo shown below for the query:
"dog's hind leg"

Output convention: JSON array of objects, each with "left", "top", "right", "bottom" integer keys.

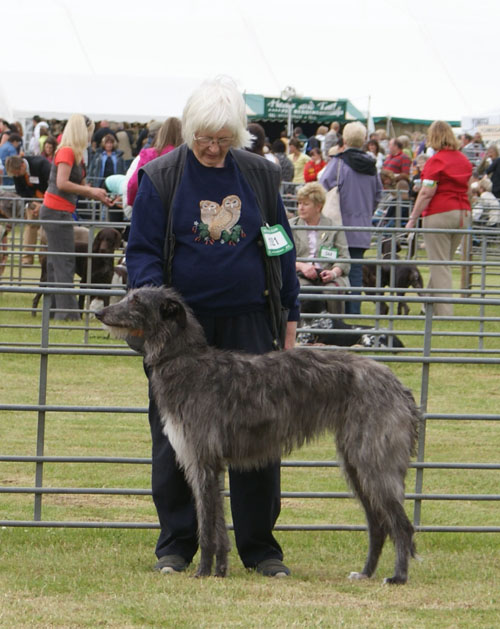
[
  {"left": 343, "top": 460, "right": 387, "bottom": 581},
  {"left": 397, "top": 296, "right": 410, "bottom": 316},
  {"left": 382, "top": 500, "right": 415, "bottom": 585},
  {"left": 32, "top": 257, "right": 47, "bottom": 316},
  {"left": 356, "top": 473, "right": 415, "bottom": 584}
]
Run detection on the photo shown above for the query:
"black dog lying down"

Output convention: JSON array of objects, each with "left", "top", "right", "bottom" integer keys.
[
  {"left": 298, "top": 313, "right": 405, "bottom": 348},
  {"left": 298, "top": 296, "right": 404, "bottom": 348}
]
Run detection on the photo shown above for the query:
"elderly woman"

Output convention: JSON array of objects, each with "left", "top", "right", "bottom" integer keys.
[
  {"left": 476, "top": 176, "right": 500, "bottom": 226},
  {"left": 406, "top": 120, "right": 472, "bottom": 316},
  {"left": 290, "top": 182, "right": 350, "bottom": 314},
  {"left": 320, "top": 121, "right": 382, "bottom": 315},
  {"left": 126, "top": 77, "right": 300, "bottom": 578}
]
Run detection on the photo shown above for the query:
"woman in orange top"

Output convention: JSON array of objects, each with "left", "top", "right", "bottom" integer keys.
[{"left": 40, "top": 114, "right": 111, "bottom": 320}]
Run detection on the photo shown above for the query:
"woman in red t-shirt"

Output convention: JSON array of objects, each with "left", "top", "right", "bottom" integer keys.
[
  {"left": 406, "top": 121, "right": 472, "bottom": 316},
  {"left": 40, "top": 114, "right": 111, "bottom": 320}
]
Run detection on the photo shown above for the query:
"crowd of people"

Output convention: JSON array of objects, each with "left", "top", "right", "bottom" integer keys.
[
  {"left": 1, "top": 111, "right": 498, "bottom": 223},
  {"left": 1, "top": 100, "right": 499, "bottom": 320}
]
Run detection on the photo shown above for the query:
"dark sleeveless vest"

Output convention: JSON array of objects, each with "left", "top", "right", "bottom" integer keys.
[
  {"left": 140, "top": 144, "right": 287, "bottom": 348},
  {"left": 45, "top": 149, "right": 84, "bottom": 208}
]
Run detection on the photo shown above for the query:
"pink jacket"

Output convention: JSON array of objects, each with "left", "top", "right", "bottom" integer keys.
[{"left": 127, "top": 145, "right": 175, "bottom": 205}]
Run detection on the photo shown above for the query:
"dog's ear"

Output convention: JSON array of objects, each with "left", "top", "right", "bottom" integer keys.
[
  {"left": 114, "top": 229, "right": 122, "bottom": 249},
  {"left": 160, "top": 298, "right": 187, "bottom": 329},
  {"left": 92, "top": 231, "right": 103, "bottom": 253}
]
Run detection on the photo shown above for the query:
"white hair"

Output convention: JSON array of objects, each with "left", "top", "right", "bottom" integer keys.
[
  {"left": 479, "top": 176, "right": 492, "bottom": 192},
  {"left": 182, "top": 77, "right": 251, "bottom": 149},
  {"left": 343, "top": 121, "right": 367, "bottom": 149}
]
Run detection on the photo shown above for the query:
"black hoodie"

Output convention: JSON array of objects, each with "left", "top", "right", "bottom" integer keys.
[{"left": 338, "top": 148, "right": 377, "bottom": 176}]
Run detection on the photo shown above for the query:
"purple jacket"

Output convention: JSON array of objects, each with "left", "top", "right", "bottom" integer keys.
[{"left": 320, "top": 150, "right": 382, "bottom": 249}]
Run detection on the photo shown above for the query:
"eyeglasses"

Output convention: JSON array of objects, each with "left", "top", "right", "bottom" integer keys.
[{"left": 193, "top": 135, "right": 233, "bottom": 148}]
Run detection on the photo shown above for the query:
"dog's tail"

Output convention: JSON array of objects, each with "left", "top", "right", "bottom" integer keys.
[{"left": 405, "top": 389, "right": 421, "bottom": 458}]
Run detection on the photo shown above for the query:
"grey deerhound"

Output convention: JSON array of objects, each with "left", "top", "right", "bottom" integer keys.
[{"left": 96, "top": 286, "right": 420, "bottom": 584}]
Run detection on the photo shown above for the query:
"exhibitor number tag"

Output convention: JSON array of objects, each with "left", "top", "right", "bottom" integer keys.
[
  {"left": 319, "top": 245, "right": 338, "bottom": 261},
  {"left": 260, "top": 225, "right": 294, "bottom": 257}
]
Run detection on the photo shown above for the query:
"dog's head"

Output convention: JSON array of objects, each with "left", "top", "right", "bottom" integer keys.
[
  {"left": 381, "top": 237, "right": 402, "bottom": 259},
  {"left": 95, "top": 286, "right": 188, "bottom": 340},
  {"left": 93, "top": 228, "right": 122, "bottom": 254},
  {"left": 409, "top": 268, "right": 424, "bottom": 290},
  {"left": 0, "top": 190, "right": 20, "bottom": 219}
]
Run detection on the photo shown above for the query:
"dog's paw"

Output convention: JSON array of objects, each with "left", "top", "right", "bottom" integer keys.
[
  {"left": 194, "top": 569, "right": 211, "bottom": 578},
  {"left": 383, "top": 575, "right": 407, "bottom": 585},
  {"left": 348, "top": 571, "right": 368, "bottom": 580},
  {"left": 214, "top": 558, "right": 228, "bottom": 578}
]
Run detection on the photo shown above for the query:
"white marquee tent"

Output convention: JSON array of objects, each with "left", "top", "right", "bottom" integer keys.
[
  {"left": 3, "top": 0, "right": 500, "bottom": 130},
  {"left": 0, "top": 72, "right": 202, "bottom": 125}
]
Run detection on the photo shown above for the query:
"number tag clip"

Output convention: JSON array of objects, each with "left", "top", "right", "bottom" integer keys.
[{"left": 260, "top": 224, "right": 294, "bottom": 257}]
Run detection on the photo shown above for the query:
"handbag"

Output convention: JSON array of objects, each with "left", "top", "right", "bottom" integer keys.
[{"left": 322, "top": 159, "right": 342, "bottom": 225}]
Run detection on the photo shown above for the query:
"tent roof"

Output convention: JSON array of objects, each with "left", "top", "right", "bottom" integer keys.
[
  {"left": 372, "top": 115, "right": 461, "bottom": 127},
  {"left": 0, "top": 72, "right": 203, "bottom": 123}
]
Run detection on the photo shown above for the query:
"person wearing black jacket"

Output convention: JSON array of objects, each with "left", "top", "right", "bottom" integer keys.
[
  {"left": 486, "top": 144, "right": 500, "bottom": 199},
  {"left": 5, "top": 154, "right": 51, "bottom": 197},
  {"left": 5, "top": 154, "right": 52, "bottom": 264}
]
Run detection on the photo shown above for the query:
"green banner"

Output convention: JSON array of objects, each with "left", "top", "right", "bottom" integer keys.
[
  {"left": 245, "top": 94, "right": 355, "bottom": 123},
  {"left": 263, "top": 97, "right": 346, "bottom": 122}
]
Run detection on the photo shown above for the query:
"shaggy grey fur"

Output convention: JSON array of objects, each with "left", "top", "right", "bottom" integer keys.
[{"left": 96, "top": 286, "right": 420, "bottom": 584}]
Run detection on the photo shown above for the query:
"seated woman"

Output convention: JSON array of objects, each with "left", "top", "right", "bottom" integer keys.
[
  {"left": 289, "top": 182, "right": 350, "bottom": 314},
  {"left": 475, "top": 176, "right": 500, "bottom": 227}
]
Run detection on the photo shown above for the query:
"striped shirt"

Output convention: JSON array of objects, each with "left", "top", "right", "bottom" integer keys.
[{"left": 382, "top": 151, "right": 411, "bottom": 175}]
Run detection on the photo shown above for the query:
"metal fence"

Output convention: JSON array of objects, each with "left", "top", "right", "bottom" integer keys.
[{"left": 0, "top": 208, "right": 499, "bottom": 534}]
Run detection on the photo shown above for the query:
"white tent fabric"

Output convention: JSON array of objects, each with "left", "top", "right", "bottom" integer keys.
[
  {"left": 0, "top": 71, "right": 202, "bottom": 123},
  {"left": 3, "top": 0, "right": 500, "bottom": 126},
  {"left": 0, "top": 0, "right": 283, "bottom": 126}
]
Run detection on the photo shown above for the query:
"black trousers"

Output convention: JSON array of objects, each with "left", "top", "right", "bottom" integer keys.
[
  {"left": 147, "top": 310, "right": 283, "bottom": 568},
  {"left": 345, "top": 247, "right": 366, "bottom": 315}
]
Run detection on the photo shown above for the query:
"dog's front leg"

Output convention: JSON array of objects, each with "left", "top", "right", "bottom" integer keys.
[
  {"left": 213, "top": 467, "right": 230, "bottom": 577},
  {"left": 398, "top": 300, "right": 409, "bottom": 316},
  {"left": 190, "top": 465, "right": 218, "bottom": 577}
]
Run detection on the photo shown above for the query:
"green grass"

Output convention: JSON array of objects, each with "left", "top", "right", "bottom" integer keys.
[
  {"left": 0, "top": 528, "right": 499, "bottom": 628},
  {"left": 0, "top": 264, "right": 499, "bottom": 628}
]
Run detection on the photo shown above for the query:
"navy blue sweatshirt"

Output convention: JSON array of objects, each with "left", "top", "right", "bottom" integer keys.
[{"left": 126, "top": 150, "right": 300, "bottom": 320}]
